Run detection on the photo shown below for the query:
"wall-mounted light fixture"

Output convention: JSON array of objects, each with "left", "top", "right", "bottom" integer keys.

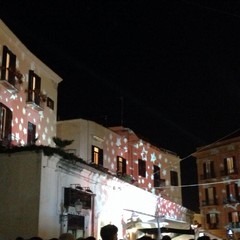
[{"left": 74, "top": 199, "right": 83, "bottom": 214}]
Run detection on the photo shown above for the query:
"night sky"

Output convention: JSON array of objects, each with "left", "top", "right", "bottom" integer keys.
[{"left": 2, "top": 1, "right": 240, "bottom": 212}]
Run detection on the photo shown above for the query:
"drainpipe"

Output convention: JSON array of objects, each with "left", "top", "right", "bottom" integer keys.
[
  {"left": 91, "top": 194, "right": 96, "bottom": 236},
  {"left": 157, "top": 216, "right": 161, "bottom": 240}
]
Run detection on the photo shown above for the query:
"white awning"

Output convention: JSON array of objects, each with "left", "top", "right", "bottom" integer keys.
[
  {"left": 172, "top": 234, "right": 194, "bottom": 240},
  {"left": 128, "top": 218, "right": 191, "bottom": 233},
  {"left": 142, "top": 218, "right": 191, "bottom": 230}
]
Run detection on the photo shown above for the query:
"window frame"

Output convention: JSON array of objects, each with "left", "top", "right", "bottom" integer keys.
[
  {"left": 27, "top": 70, "right": 41, "bottom": 105},
  {"left": 117, "top": 156, "right": 127, "bottom": 174},
  {"left": 1, "top": 45, "right": 16, "bottom": 85},
  {"left": 138, "top": 159, "right": 146, "bottom": 178},
  {"left": 27, "top": 121, "right": 36, "bottom": 145},
  {"left": 0, "top": 103, "right": 12, "bottom": 147},
  {"left": 91, "top": 145, "right": 103, "bottom": 166},
  {"left": 170, "top": 170, "right": 178, "bottom": 186}
]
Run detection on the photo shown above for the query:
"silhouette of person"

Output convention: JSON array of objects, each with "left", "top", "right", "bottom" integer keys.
[
  {"left": 100, "top": 224, "right": 118, "bottom": 240},
  {"left": 162, "top": 236, "right": 171, "bottom": 240},
  {"left": 59, "top": 233, "right": 75, "bottom": 240},
  {"left": 85, "top": 237, "right": 96, "bottom": 240},
  {"left": 197, "top": 236, "right": 210, "bottom": 240}
]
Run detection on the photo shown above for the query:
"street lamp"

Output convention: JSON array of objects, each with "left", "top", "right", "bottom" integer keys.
[{"left": 74, "top": 199, "right": 82, "bottom": 214}]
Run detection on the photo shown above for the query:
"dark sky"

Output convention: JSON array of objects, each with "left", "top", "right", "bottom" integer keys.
[{"left": 2, "top": 1, "right": 240, "bottom": 212}]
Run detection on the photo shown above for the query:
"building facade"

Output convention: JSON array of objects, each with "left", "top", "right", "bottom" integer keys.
[
  {"left": 0, "top": 20, "right": 193, "bottom": 240},
  {"left": 194, "top": 136, "right": 240, "bottom": 239},
  {"left": 0, "top": 150, "right": 192, "bottom": 240},
  {"left": 0, "top": 19, "right": 62, "bottom": 148},
  {"left": 57, "top": 119, "right": 183, "bottom": 205}
]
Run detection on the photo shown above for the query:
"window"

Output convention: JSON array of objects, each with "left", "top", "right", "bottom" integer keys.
[
  {"left": 27, "top": 70, "right": 42, "bottom": 106},
  {"left": 228, "top": 211, "right": 240, "bottom": 229},
  {"left": 91, "top": 145, "right": 103, "bottom": 166},
  {"left": 205, "top": 187, "right": 217, "bottom": 205},
  {"left": 47, "top": 97, "right": 54, "bottom": 110},
  {"left": 117, "top": 156, "right": 126, "bottom": 174},
  {"left": 0, "top": 103, "right": 12, "bottom": 147},
  {"left": 224, "top": 157, "right": 237, "bottom": 175},
  {"left": 138, "top": 159, "right": 146, "bottom": 177},
  {"left": 153, "top": 165, "right": 160, "bottom": 187},
  {"left": 226, "top": 183, "right": 239, "bottom": 203},
  {"left": 203, "top": 161, "right": 215, "bottom": 179},
  {"left": 206, "top": 213, "right": 218, "bottom": 229},
  {"left": 170, "top": 170, "right": 178, "bottom": 186},
  {"left": 27, "top": 122, "right": 36, "bottom": 145},
  {"left": 1, "top": 45, "right": 16, "bottom": 85},
  {"left": 67, "top": 214, "right": 85, "bottom": 239}
]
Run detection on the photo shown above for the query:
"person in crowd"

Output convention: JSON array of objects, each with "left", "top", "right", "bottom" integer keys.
[
  {"left": 76, "top": 238, "right": 84, "bottom": 240},
  {"left": 29, "top": 237, "right": 43, "bottom": 240},
  {"left": 161, "top": 235, "right": 171, "bottom": 240},
  {"left": 85, "top": 237, "right": 96, "bottom": 240},
  {"left": 100, "top": 224, "right": 118, "bottom": 240},
  {"left": 59, "top": 233, "right": 75, "bottom": 240},
  {"left": 15, "top": 237, "right": 24, "bottom": 240},
  {"left": 137, "top": 236, "right": 152, "bottom": 240},
  {"left": 197, "top": 236, "right": 210, "bottom": 240}
]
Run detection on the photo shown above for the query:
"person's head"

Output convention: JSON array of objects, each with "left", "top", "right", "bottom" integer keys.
[
  {"left": 162, "top": 236, "right": 171, "bottom": 240},
  {"left": 85, "top": 237, "right": 96, "bottom": 240},
  {"left": 29, "top": 237, "right": 43, "bottom": 240},
  {"left": 16, "top": 237, "right": 24, "bottom": 240},
  {"left": 100, "top": 224, "right": 118, "bottom": 240},
  {"left": 197, "top": 236, "right": 210, "bottom": 240},
  {"left": 59, "top": 233, "right": 75, "bottom": 240},
  {"left": 137, "top": 236, "right": 152, "bottom": 240}
]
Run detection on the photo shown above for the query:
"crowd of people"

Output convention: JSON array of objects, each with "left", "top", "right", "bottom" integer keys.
[{"left": 15, "top": 223, "right": 213, "bottom": 240}]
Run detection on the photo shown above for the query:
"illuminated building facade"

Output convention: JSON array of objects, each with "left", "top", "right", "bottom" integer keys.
[
  {"left": 57, "top": 120, "right": 183, "bottom": 205},
  {"left": 0, "top": 20, "right": 193, "bottom": 240},
  {"left": 193, "top": 136, "right": 240, "bottom": 239},
  {"left": 0, "top": 19, "right": 62, "bottom": 147}
]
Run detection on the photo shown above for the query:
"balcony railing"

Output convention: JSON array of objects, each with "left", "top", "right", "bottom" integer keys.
[
  {"left": 201, "top": 199, "right": 218, "bottom": 206},
  {"left": 229, "top": 222, "right": 240, "bottom": 229},
  {"left": 0, "top": 79, "right": 21, "bottom": 93},
  {"left": 25, "top": 89, "right": 47, "bottom": 111},
  {"left": 0, "top": 67, "right": 23, "bottom": 93},
  {"left": 220, "top": 169, "right": 238, "bottom": 178},
  {"left": 223, "top": 197, "right": 240, "bottom": 204},
  {"left": 26, "top": 99, "right": 45, "bottom": 111},
  {"left": 200, "top": 172, "right": 216, "bottom": 180}
]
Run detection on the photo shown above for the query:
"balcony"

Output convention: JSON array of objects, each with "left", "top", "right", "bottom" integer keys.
[
  {"left": 0, "top": 67, "right": 23, "bottom": 93},
  {"left": 64, "top": 187, "right": 94, "bottom": 210},
  {"left": 154, "top": 178, "right": 166, "bottom": 190},
  {"left": 223, "top": 197, "right": 240, "bottom": 204},
  {"left": 201, "top": 199, "right": 218, "bottom": 206},
  {"left": 200, "top": 172, "right": 216, "bottom": 181},
  {"left": 0, "top": 79, "right": 21, "bottom": 93},
  {"left": 25, "top": 89, "right": 47, "bottom": 111},
  {"left": 220, "top": 169, "right": 238, "bottom": 179},
  {"left": 26, "top": 99, "right": 45, "bottom": 111},
  {"left": 229, "top": 222, "right": 240, "bottom": 229}
]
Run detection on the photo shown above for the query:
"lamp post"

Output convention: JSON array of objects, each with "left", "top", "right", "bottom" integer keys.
[{"left": 157, "top": 215, "right": 161, "bottom": 240}]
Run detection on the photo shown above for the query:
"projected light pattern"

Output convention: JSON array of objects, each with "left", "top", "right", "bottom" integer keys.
[
  {"left": 101, "top": 127, "right": 182, "bottom": 204},
  {"left": 0, "top": 22, "right": 62, "bottom": 148},
  {"left": 0, "top": 83, "right": 56, "bottom": 146},
  {"left": 156, "top": 196, "right": 187, "bottom": 221}
]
